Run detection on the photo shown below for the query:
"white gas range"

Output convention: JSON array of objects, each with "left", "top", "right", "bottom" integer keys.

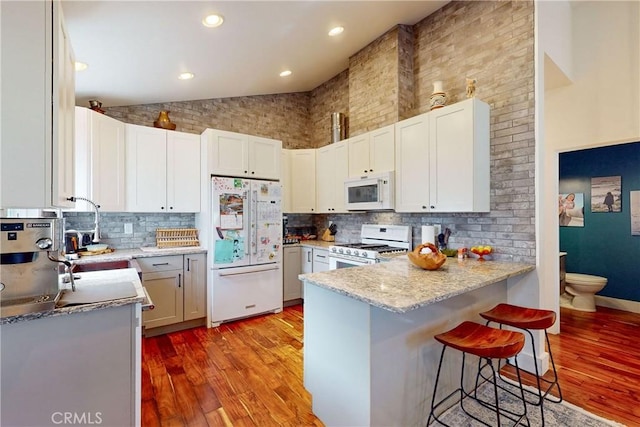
[{"left": 329, "top": 224, "right": 412, "bottom": 269}]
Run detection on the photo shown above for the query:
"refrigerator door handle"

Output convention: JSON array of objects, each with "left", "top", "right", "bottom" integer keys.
[
  {"left": 252, "top": 189, "right": 258, "bottom": 255},
  {"left": 243, "top": 190, "right": 250, "bottom": 256},
  {"left": 217, "top": 264, "right": 280, "bottom": 276}
]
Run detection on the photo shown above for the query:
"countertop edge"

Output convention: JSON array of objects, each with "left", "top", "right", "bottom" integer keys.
[{"left": 300, "top": 260, "right": 535, "bottom": 313}]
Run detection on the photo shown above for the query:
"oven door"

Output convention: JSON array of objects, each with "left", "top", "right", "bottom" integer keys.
[{"left": 329, "top": 255, "right": 375, "bottom": 270}]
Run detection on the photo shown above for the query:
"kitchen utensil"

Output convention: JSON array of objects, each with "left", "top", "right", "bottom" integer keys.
[
  {"left": 437, "top": 233, "right": 446, "bottom": 249},
  {"left": 329, "top": 223, "right": 338, "bottom": 235},
  {"left": 407, "top": 243, "right": 447, "bottom": 270}
]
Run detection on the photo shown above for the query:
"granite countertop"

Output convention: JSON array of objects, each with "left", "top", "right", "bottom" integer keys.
[
  {"left": 1, "top": 268, "right": 145, "bottom": 325},
  {"left": 299, "top": 256, "right": 535, "bottom": 313},
  {"left": 297, "top": 240, "right": 336, "bottom": 249},
  {"left": 72, "top": 246, "right": 207, "bottom": 264}
]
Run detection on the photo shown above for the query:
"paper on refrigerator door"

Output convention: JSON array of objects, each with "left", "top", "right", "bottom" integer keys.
[{"left": 219, "top": 193, "right": 243, "bottom": 229}]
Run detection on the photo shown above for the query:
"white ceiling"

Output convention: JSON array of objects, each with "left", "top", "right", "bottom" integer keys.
[{"left": 63, "top": 1, "right": 449, "bottom": 108}]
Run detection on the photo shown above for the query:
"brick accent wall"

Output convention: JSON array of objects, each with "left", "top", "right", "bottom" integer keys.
[
  {"left": 97, "top": 1, "right": 535, "bottom": 262},
  {"left": 322, "top": 1, "right": 536, "bottom": 263},
  {"left": 348, "top": 25, "right": 411, "bottom": 136},
  {"left": 105, "top": 93, "right": 311, "bottom": 149}
]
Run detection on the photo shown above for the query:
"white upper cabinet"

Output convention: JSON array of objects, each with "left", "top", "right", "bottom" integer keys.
[
  {"left": 395, "top": 114, "right": 431, "bottom": 212},
  {"left": 428, "top": 98, "right": 490, "bottom": 212},
  {"left": 290, "top": 149, "right": 316, "bottom": 213},
  {"left": 281, "top": 149, "right": 292, "bottom": 213},
  {"left": 205, "top": 129, "right": 281, "bottom": 180},
  {"left": 126, "top": 124, "right": 200, "bottom": 212},
  {"left": 74, "top": 107, "right": 126, "bottom": 212},
  {"left": 316, "top": 141, "right": 349, "bottom": 213},
  {"left": 395, "top": 98, "right": 490, "bottom": 213},
  {"left": 347, "top": 124, "right": 395, "bottom": 177},
  {"left": 52, "top": 1, "right": 76, "bottom": 208},
  {"left": 166, "top": 130, "right": 202, "bottom": 212},
  {"left": 249, "top": 136, "right": 282, "bottom": 180},
  {"left": 1, "top": 0, "right": 75, "bottom": 208}
]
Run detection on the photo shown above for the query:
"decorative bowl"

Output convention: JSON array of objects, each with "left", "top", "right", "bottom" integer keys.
[
  {"left": 470, "top": 245, "right": 493, "bottom": 261},
  {"left": 407, "top": 243, "right": 447, "bottom": 270}
]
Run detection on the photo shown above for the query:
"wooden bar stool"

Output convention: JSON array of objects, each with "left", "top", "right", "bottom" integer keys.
[
  {"left": 427, "top": 321, "right": 530, "bottom": 426},
  {"left": 479, "top": 303, "right": 563, "bottom": 426}
]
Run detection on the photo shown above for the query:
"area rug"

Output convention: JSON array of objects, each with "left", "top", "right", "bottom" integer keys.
[{"left": 435, "top": 381, "right": 626, "bottom": 426}]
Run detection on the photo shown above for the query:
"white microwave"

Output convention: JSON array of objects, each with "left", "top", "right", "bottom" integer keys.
[{"left": 344, "top": 171, "right": 394, "bottom": 211}]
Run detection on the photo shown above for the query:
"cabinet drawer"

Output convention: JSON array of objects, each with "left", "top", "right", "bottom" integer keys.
[
  {"left": 137, "top": 255, "right": 183, "bottom": 273},
  {"left": 313, "top": 250, "right": 329, "bottom": 264}
]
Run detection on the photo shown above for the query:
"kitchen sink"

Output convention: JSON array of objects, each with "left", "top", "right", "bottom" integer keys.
[{"left": 59, "top": 259, "right": 142, "bottom": 277}]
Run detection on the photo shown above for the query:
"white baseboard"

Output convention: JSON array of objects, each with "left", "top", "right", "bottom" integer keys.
[{"left": 595, "top": 295, "right": 640, "bottom": 314}]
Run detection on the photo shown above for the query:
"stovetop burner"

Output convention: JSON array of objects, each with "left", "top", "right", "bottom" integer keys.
[{"left": 330, "top": 224, "right": 412, "bottom": 260}]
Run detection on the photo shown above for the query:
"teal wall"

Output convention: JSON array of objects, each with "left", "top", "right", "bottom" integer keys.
[{"left": 559, "top": 141, "right": 640, "bottom": 302}]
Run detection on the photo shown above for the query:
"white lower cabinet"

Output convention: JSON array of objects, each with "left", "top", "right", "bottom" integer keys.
[
  {"left": 141, "top": 254, "right": 206, "bottom": 333},
  {"left": 283, "top": 245, "right": 302, "bottom": 302},
  {"left": 312, "top": 248, "right": 330, "bottom": 273},
  {"left": 301, "top": 247, "right": 313, "bottom": 274}
]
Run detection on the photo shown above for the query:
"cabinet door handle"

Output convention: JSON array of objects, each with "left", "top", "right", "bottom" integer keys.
[
  {"left": 430, "top": 205, "right": 435, "bottom": 209},
  {"left": 169, "top": 206, "right": 174, "bottom": 210},
  {"left": 187, "top": 258, "right": 190, "bottom": 271},
  {"left": 161, "top": 206, "right": 165, "bottom": 210},
  {"left": 152, "top": 262, "right": 170, "bottom": 266},
  {"left": 316, "top": 255, "right": 326, "bottom": 259},
  {"left": 178, "top": 273, "right": 181, "bottom": 288},
  {"left": 307, "top": 252, "right": 311, "bottom": 262}
]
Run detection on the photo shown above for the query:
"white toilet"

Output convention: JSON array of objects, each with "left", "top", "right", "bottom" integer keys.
[{"left": 564, "top": 273, "right": 608, "bottom": 312}]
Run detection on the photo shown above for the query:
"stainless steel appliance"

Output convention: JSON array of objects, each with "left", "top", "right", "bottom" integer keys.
[
  {"left": 209, "top": 177, "right": 283, "bottom": 326},
  {"left": 344, "top": 171, "right": 394, "bottom": 211},
  {"left": 0, "top": 217, "right": 65, "bottom": 317},
  {"left": 329, "top": 224, "right": 411, "bottom": 269}
]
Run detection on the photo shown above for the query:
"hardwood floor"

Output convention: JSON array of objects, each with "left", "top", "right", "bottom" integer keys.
[{"left": 142, "top": 305, "right": 640, "bottom": 426}]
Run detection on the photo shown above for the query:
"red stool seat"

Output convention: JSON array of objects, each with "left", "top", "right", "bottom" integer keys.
[
  {"left": 480, "top": 303, "right": 556, "bottom": 330},
  {"left": 434, "top": 321, "right": 525, "bottom": 359}
]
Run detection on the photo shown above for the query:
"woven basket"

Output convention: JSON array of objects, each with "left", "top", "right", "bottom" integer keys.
[
  {"left": 156, "top": 228, "right": 199, "bottom": 248},
  {"left": 407, "top": 243, "right": 447, "bottom": 270}
]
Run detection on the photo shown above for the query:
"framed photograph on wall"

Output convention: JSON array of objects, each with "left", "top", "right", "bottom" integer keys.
[
  {"left": 631, "top": 190, "right": 640, "bottom": 236},
  {"left": 559, "top": 192, "right": 584, "bottom": 227},
  {"left": 591, "top": 176, "right": 622, "bottom": 213}
]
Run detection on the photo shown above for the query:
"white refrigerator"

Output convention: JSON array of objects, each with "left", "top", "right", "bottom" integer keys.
[{"left": 209, "top": 177, "right": 283, "bottom": 326}]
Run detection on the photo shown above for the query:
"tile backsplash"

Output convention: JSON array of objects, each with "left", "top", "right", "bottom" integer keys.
[{"left": 63, "top": 212, "right": 196, "bottom": 249}]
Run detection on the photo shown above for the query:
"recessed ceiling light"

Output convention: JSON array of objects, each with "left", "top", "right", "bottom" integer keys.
[
  {"left": 75, "top": 61, "right": 88, "bottom": 71},
  {"left": 279, "top": 70, "right": 292, "bottom": 77},
  {"left": 328, "top": 26, "right": 344, "bottom": 36},
  {"left": 178, "top": 72, "right": 195, "bottom": 80},
  {"left": 202, "top": 14, "right": 224, "bottom": 28}
]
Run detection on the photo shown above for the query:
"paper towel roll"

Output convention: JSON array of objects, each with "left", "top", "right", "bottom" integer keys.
[{"left": 421, "top": 225, "right": 436, "bottom": 245}]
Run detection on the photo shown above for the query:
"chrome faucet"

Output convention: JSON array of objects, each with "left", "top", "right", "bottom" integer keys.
[{"left": 67, "top": 196, "right": 101, "bottom": 243}]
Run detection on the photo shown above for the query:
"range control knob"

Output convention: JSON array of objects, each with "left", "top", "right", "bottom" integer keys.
[
  {"left": 36, "top": 238, "right": 53, "bottom": 250},
  {"left": 362, "top": 251, "right": 369, "bottom": 258},
  {"left": 346, "top": 249, "right": 351, "bottom": 255},
  {"left": 331, "top": 247, "right": 337, "bottom": 252},
  {"left": 338, "top": 248, "right": 344, "bottom": 254},
  {"left": 353, "top": 250, "right": 359, "bottom": 256}
]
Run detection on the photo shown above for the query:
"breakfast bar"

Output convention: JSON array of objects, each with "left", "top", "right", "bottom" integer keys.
[{"left": 300, "top": 256, "right": 534, "bottom": 427}]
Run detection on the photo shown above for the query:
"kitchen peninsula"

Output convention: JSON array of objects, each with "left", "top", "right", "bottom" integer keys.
[{"left": 300, "top": 256, "right": 534, "bottom": 427}]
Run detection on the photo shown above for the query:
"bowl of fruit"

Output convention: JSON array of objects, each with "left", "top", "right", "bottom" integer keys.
[
  {"left": 470, "top": 245, "right": 493, "bottom": 261},
  {"left": 407, "top": 243, "right": 447, "bottom": 270}
]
